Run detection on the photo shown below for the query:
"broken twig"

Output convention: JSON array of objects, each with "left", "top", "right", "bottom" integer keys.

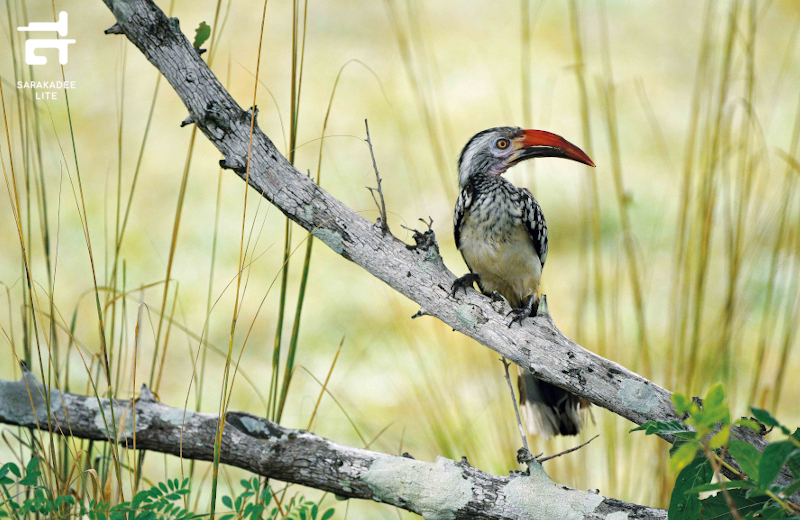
[
  {"left": 537, "top": 434, "right": 600, "bottom": 463},
  {"left": 365, "top": 119, "right": 389, "bottom": 235}
]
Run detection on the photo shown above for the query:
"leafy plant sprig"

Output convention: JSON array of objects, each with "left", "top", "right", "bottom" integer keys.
[
  {"left": 633, "top": 383, "right": 800, "bottom": 519},
  {"left": 0, "top": 458, "right": 336, "bottom": 520}
]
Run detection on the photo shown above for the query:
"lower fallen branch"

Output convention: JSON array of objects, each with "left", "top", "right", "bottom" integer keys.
[{"left": 0, "top": 374, "right": 665, "bottom": 519}]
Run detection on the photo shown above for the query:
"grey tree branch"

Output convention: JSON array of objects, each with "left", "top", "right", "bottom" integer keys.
[
  {"left": 95, "top": 0, "right": 789, "bottom": 492},
  {"left": 0, "top": 374, "right": 665, "bottom": 519}
]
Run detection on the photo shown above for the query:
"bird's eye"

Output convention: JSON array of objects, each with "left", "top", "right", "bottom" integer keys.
[{"left": 495, "top": 138, "right": 510, "bottom": 150}]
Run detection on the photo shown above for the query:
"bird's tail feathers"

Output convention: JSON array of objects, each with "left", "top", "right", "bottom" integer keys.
[{"left": 518, "top": 369, "right": 589, "bottom": 439}]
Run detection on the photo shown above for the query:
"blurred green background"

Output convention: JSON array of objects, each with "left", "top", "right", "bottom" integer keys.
[{"left": 2, "top": 0, "right": 800, "bottom": 516}]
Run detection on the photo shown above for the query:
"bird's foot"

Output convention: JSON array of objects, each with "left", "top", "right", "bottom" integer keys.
[
  {"left": 516, "top": 447, "right": 535, "bottom": 465},
  {"left": 487, "top": 291, "right": 506, "bottom": 304},
  {"left": 450, "top": 273, "right": 480, "bottom": 298},
  {"left": 507, "top": 296, "right": 539, "bottom": 327}
]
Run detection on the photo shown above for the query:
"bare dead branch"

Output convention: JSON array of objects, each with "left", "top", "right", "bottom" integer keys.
[
  {"left": 0, "top": 375, "right": 665, "bottom": 519},
  {"left": 364, "top": 119, "right": 389, "bottom": 234}
]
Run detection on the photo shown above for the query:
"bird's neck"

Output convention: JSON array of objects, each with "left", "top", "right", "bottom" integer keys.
[{"left": 468, "top": 172, "right": 515, "bottom": 194}]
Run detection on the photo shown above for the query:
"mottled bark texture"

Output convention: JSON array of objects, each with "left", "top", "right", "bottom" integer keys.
[
  {"left": 0, "top": 374, "right": 665, "bottom": 519},
  {"left": 95, "top": 0, "right": 788, "bottom": 494}
]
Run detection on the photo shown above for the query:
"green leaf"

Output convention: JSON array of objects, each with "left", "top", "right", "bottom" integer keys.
[
  {"left": 727, "top": 440, "right": 761, "bottom": 481},
  {"left": 697, "top": 488, "right": 769, "bottom": 519},
  {"left": 670, "top": 442, "right": 701, "bottom": 473},
  {"left": 669, "top": 456, "right": 713, "bottom": 520},
  {"left": 222, "top": 496, "right": 233, "bottom": 509},
  {"left": 702, "top": 404, "right": 730, "bottom": 427},
  {"left": 704, "top": 383, "right": 725, "bottom": 410},
  {"left": 193, "top": 22, "right": 211, "bottom": 49},
  {"left": 751, "top": 408, "right": 790, "bottom": 435},
  {"left": 755, "top": 505, "right": 794, "bottom": 519},
  {"left": 54, "top": 495, "right": 76, "bottom": 508},
  {"left": 758, "top": 440, "right": 799, "bottom": 487},
  {"left": 788, "top": 430, "right": 800, "bottom": 478},
  {"left": 673, "top": 393, "right": 694, "bottom": 415},
  {"left": 733, "top": 418, "right": 760, "bottom": 432},
  {"left": 629, "top": 421, "right": 654, "bottom": 433},
  {"left": 261, "top": 486, "right": 273, "bottom": 505},
  {"left": 132, "top": 490, "right": 151, "bottom": 507},
  {"left": 19, "top": 472, "right": 40, "bottom": 486},
  {"left": 25, "top": 458, "right": 39, "bottom": 473},
  {"left": 245, "top": 503, "right": 264, "bottom": 519},
  {"left": 684, "top": 480, "right": 752, "bottom": 494},
  {"left": 709, "top": 425, "right": 730, "bottom": 450},
  {"left": 781, "top": 476, "right": 800, "bottom": 497},
  {"left": 3, "top": 463, "right": 21, "bottom": 478},
  {"left": 631, "top": 420, "right": 693, "bottom": 438}
]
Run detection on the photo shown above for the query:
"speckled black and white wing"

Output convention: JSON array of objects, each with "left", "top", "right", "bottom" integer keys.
[
  {"left": 519, "top": 187, "right": 548, "bottom": 267},
  {"left": 453, "top": 185, "right": 473, "bottom": 251}
]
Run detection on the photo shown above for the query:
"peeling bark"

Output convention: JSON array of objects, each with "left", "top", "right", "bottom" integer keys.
[{"left": 0, "top": 374, "right": 665, "bottom": 519}]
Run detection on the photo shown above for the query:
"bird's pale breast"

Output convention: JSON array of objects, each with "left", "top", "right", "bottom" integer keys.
[{"left": 459, "top": 199, "right": 542, "bottom": 309}]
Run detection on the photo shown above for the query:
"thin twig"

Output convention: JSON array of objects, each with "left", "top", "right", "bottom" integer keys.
[
  {"left": 364, "top": 119, "right": 389, "bottom": 235},
  {"left": 500, "top": 357, "right": 529, "bottom": 455},
  {"left": 536, "top": 434, "right": 599, "bottom": 463}
]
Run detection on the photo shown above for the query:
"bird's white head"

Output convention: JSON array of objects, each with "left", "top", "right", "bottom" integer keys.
[{"left": 457, "top": 126, "right": 595, "bottom": 188}]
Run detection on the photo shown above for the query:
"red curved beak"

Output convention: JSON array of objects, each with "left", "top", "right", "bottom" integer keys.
[{"left": 513, "top": 129, "right": 595, "bottom": 167}]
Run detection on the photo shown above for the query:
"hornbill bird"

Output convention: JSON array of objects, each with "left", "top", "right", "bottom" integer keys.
[{"left": 452, "top": 126, "right": 595, "bottom": 438}]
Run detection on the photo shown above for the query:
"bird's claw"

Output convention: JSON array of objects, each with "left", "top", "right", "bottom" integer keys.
[
  {"left": 507, "top": 297, "right": 539, "bottom": 327},
  {"left": 487, "top": 291, "right": 506, "bottom": 304},
  {"left": 517, "top": 447, "right": 535, "bottom": 465},
  {"left": 507, "top": 309, "right": 529, "bottom": 328},
  {"left": 450, "top": 273, "right": 480, "bottom": 298}
]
